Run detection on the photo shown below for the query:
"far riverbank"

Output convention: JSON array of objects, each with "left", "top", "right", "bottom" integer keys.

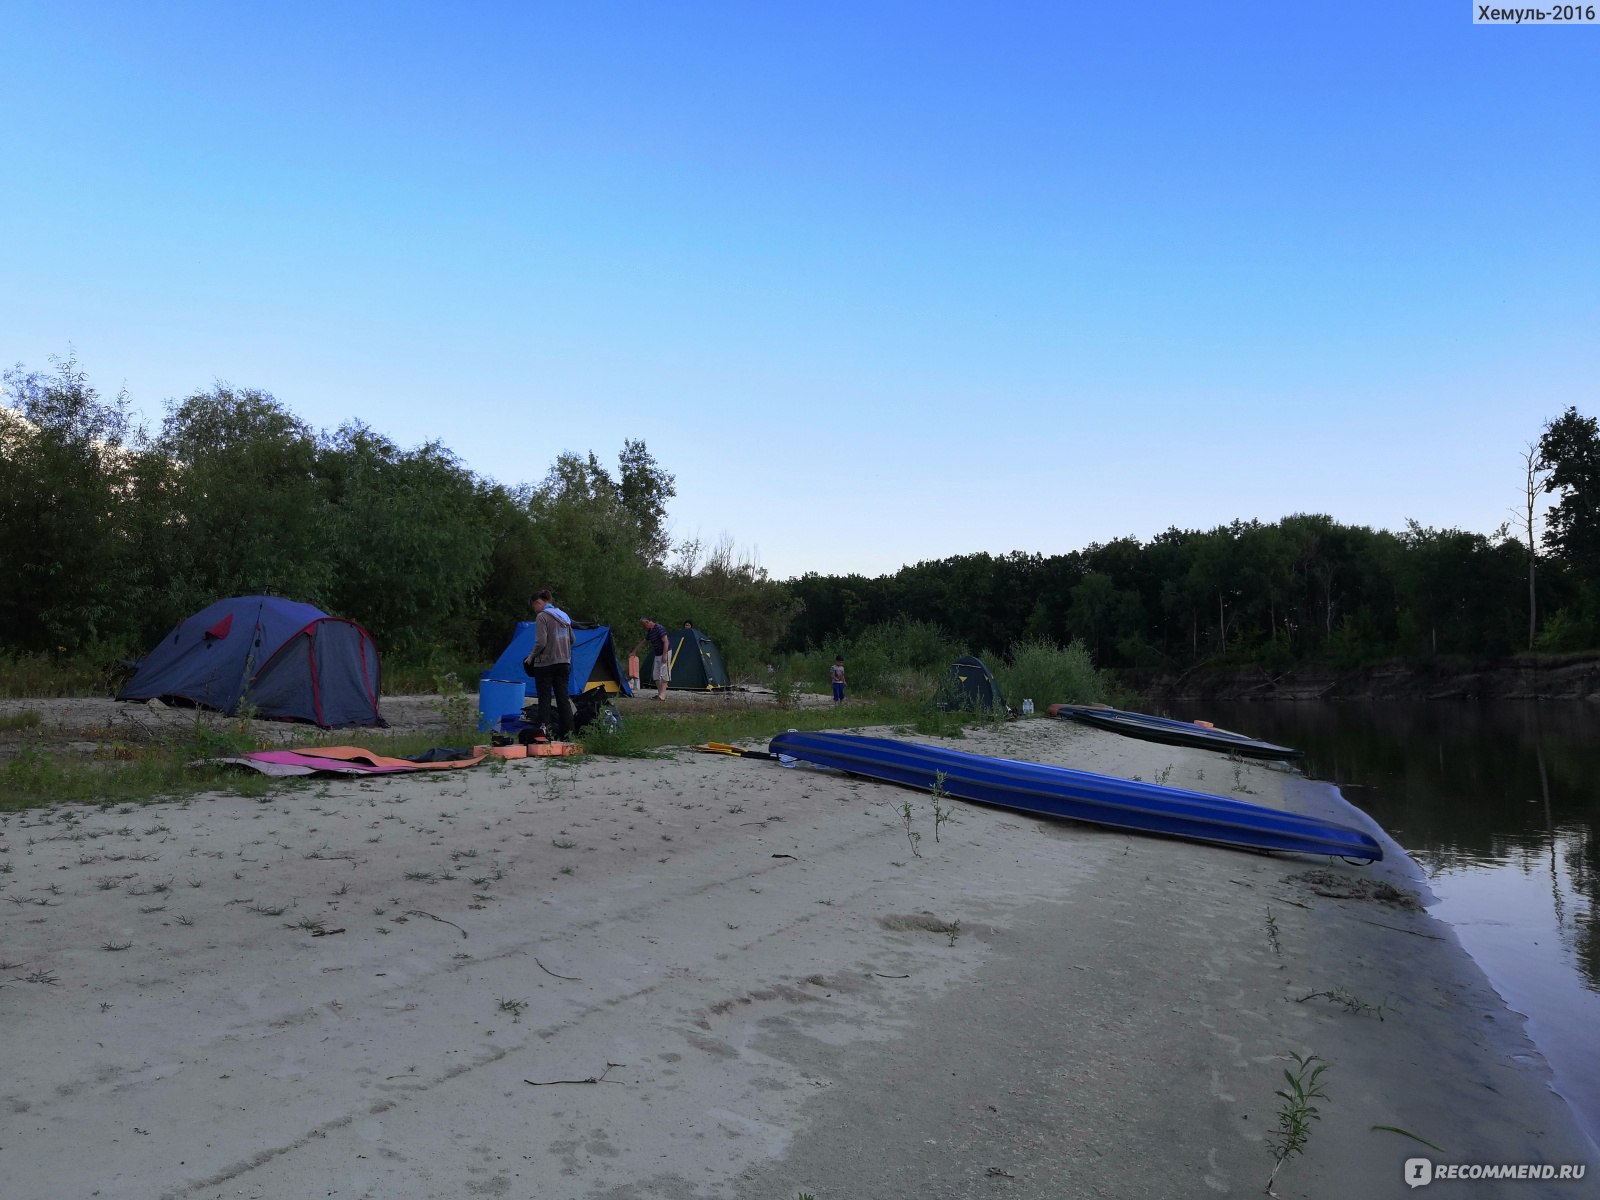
[{"left": 1129, "top": 652, "right": 1600, "bottom": 703}]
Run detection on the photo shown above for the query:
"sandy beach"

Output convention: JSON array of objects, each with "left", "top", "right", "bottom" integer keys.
[{"left": 1, "top": 708, "right": 1593, "bottom": 1199}]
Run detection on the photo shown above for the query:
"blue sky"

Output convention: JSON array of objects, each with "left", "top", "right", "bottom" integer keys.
[{"left": 3, "top": 3, "right": 1595, "bottom": 578}]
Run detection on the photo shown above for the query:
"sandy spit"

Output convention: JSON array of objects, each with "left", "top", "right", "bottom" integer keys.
[{"left": 0, "top": 713, "right": 1592, "bottom": 1200}]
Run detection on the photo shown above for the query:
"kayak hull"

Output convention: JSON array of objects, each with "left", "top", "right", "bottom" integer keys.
[
  {"left": 768, "top": 731, "right": 1379, "bottom": 862},
  {"left": 1048, "top": 703, "right": 1304, "bottom": 760}
]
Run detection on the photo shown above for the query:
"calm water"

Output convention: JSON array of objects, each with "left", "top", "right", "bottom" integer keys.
[{"left": 1166, "top": 700, "right": 1600, "bottom": 1147}]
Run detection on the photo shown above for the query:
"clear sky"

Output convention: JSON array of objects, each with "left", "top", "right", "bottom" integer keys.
[{"left": 3, "top": 3, "right": 1595, "bottom": 579}]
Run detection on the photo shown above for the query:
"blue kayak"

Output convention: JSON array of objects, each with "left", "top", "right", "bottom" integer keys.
[
  {"left": 1048, "top": 703, "right": 1303, "bottom": 760},
  {"left": 768, "top": 731, "right": 1380, "bottom": 862}
]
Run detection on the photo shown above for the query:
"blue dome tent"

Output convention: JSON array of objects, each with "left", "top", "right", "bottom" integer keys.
[{"left": 118, "top": 595, "right": 385, "bottom": 728}]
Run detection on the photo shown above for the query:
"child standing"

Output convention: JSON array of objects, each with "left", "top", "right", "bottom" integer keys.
[
  {"left": 627, "top": 652, "right": 640, "bottom": 694},
  {"left": 830, "top": 655, "right": 846, "bottom": 704}
]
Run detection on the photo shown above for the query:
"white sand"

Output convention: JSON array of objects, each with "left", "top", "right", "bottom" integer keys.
[{"left": 0, "top": 717, "right": 1592, "bottom": 1199}]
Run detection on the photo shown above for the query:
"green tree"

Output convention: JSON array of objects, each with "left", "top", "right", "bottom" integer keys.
[
  {"left": 522, "top": 451, "right": 654, "bottom": 621},
  {"left": 318, "top": 423, "right": 493, "bottom": 655},
  {"left": 1066, "top": 571, "right": 1141, "bottom": 663},
  {"left": 1235, "top": 521, "right": 1296, "bottom": 649},
  {"left": 617, "top": 439, "right": 676, "bottom": 566},
  {"left": 1396, "top": 522, "right": 1522, "bottom": 657},
  {"left": 473, "top": 481, "right": 546, "bottom": 649},
  {"left": 149, "top": 384, "right": 333, "bottom": 620},
  {"left": 1538, "top": 407, "right": 1600, "bottom": 585},
  {"left": 0, "top": 356, "right": 139, "bottom": 653},
  {"left": 1186, "top": 526, "right": 1244, "bottom": 654}
]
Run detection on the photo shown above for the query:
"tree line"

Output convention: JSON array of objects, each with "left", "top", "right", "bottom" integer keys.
[
  {"left": 786, "top": 409, "right": 1600, "bottom": 670},
  {"left": 0, "top": 356, "right": 794, "bottom": 679},
  {"left": 3, "top": 353, "right": 1596, "bottom": 682}
]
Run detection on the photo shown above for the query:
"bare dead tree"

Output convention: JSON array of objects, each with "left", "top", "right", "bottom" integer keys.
[{"left": 1518, "top": 442, "right": 1553, "bottom": 650}]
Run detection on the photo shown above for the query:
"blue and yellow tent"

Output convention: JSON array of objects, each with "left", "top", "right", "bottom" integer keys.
[{"left": 483, "top": 624, "right": 632, "bottom": 698}]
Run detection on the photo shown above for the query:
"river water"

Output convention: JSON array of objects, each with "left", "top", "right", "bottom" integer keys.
[{"left": 1165, "top": 699, "right": 1600, "bottom": 1148}]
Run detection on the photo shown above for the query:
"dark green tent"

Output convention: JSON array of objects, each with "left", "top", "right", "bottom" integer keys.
[
  {"left": 646, "top": 628, "right": 731, "bottom": 690},
  {"left": 938, "top": 655, "right": 1008, "bottom": 713}
]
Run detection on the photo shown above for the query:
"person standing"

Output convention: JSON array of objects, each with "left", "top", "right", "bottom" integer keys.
[
  {"left": 523, "top": 591, "right": 575, "bottom": 740},
  {"left": 633, "top": 618, "right": 670, "bottom": 700},
  {"left": 830, "top": 655, "right": 846, "bottom": 704}
]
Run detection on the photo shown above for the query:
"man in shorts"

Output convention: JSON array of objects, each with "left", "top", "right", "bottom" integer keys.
[{"left": 634, "top": 618, "right": 671, "bottom": 700}]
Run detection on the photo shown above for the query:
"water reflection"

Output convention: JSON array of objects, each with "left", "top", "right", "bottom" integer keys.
[
  {"left": 1165, "top": 702, "right": 1599, "bottom": 983},
  {"left": 1164, "top": 700, "right": 1600, "bottom": 1143}
]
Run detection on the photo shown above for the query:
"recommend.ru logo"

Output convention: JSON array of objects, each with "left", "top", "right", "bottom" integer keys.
[{"left": 1404, "top": 1157, "right": 1588, "bottom": 1186}]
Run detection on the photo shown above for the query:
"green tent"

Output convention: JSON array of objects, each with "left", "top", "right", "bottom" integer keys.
[
  {"left": 646, "top": 628, "right": 731, "bottom": 690},
  {"left": 937, "top": 655, "right": 1008, "bottom": 713}
]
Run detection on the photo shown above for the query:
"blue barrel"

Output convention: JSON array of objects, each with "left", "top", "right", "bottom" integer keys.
[{"left": 477, "top": 678, "right": 526, "bottom": 732}]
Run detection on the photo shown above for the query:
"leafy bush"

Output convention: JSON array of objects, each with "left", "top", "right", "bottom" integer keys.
[
  {"left": 1536, "top": 605, "right": 1600, "bottom": 653},
  {"left": 791, "top": 619, "right": 958, "bottom": 698},
  {"left": 996, "top": 638, "right": 1104, "bottom": 711},
  {"left": 768, "top": 658, "right": 802, "bottom": 708},
  {"left": 429, "top": 671, "right": 478, "bottom": 737},
  {"left": 877, "top": 667, "right": 943, "bottom": 701}
]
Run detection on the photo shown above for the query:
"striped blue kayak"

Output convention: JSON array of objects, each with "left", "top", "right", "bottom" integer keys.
[
  {"left": 768, "top": 731, "right": 1380, "bottom": 862},
  {"left": 1048, "top": 703, "right": 1304, "bottom": 760}
]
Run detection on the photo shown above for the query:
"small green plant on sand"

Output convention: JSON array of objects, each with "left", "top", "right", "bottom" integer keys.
[
  {"left": 899, "top": 800, "right": 922, "bottom": 858},
  {"left": 1265, "top": 1052, "right": 1330, "bottom": 1195},
  {"left": 930, "top": 770, "right": 953, "bottom": 842},
  {"left": 1297, "top": 987, "right": 1390, "bottom": 1021}
]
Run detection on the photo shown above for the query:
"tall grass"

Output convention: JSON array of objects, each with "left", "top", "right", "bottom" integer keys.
[
  {"left": 382, "top": 652, "right": 492, "bottom": 695},
  {"left": 0, "top": 721, "right": 276, "bottom": 810},
  {"left": 0, "top": 646, "right": 489, "bottom": 700},
  {"left": 0, "top": 651, "right": 129, "bottom": 698}
]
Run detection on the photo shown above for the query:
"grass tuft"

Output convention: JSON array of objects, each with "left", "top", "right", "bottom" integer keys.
[{"left": 0, "top": 709, "right": 43, "bottom": 733}]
